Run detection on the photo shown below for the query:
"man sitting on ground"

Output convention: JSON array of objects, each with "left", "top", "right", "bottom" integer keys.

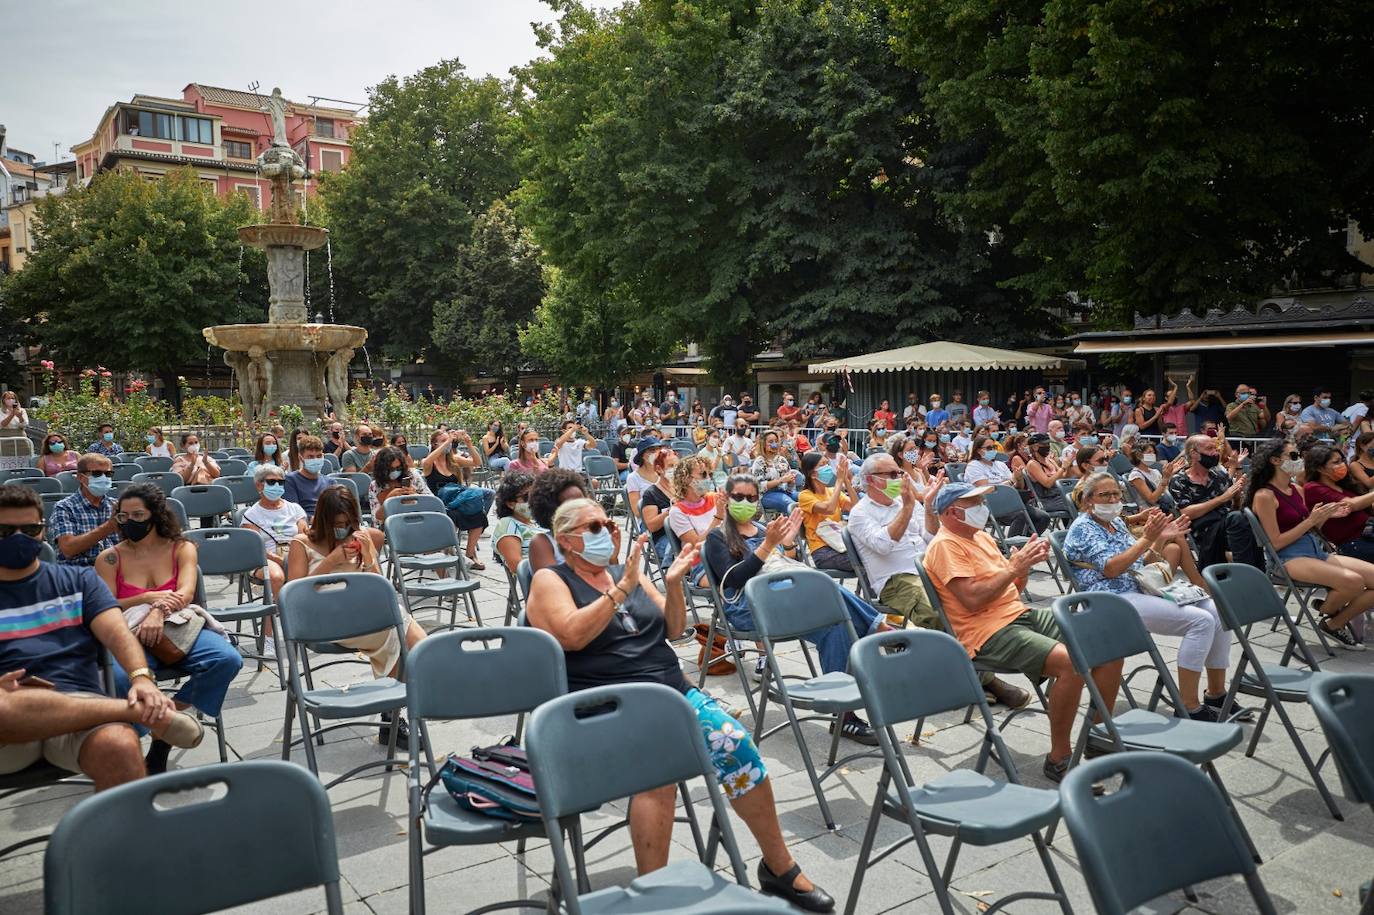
[
  {"left": 0, "top": 485, "right": 202, "bottom": 788},
  {"left": 50, "top": 454, "right": 120, "bottom": 567},
  {"left": 283, "top": 435, "right": 332, "bottom": 520},
  {"left": 923, "top": 482, "right": 1123, "bottom": 782},
  {"left": 847, "top": 457, "right": 1030, "bottom": 709}
]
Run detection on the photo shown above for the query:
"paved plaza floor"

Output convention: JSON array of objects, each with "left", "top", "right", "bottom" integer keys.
[{"left": 2, "top": 523, "right": 1371, "bottom": 914}]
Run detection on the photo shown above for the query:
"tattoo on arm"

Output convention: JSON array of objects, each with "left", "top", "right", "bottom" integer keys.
[{"left": 103, "top": 552, "right": 117, "bottom": 565}]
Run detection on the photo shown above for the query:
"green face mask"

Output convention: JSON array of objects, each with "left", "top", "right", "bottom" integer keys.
[
  {"left": 727, "top": 498, "right": 759, "bottom": 522},
  {"left": 882, "top": 477, "right": 903, "bottom": 499}
]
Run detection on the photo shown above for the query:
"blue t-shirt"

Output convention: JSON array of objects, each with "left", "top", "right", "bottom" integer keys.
[
  {"left": 0, "top": 562, "right": 117, "bottom": 693},
  {"left": 926, "top": 408, "right": 950, "bottom": 428},
  {"left": 283, "top": 470, "right": 331, "bottom": 518}
]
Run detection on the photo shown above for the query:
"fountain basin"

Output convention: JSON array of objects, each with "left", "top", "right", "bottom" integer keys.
[
  {"left": 203, "top": 323, "right": 366, "bottom": 353},
  {"left": 238, "top": 223, "right": 328, "bottom": 251}
]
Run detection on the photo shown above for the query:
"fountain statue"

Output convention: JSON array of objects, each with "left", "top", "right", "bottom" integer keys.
[{"left": 202, "top": 87, "right": 367, "bottom": 424}]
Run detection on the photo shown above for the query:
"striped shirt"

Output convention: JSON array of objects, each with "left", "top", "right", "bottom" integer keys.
[{"left": 0, "top": 563, "right": 116, "bottom": 693}]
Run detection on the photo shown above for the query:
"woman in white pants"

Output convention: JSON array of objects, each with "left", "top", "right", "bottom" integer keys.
[{"left": 1064, "top": 472, "right": 1244, "bottom": 722}]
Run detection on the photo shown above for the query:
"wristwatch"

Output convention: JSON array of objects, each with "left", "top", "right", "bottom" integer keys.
[{"left": 127, "top": 667, "right": 155, "bottom": 683}]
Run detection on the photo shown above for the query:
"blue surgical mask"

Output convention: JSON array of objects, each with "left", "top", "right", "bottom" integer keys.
[
  {"left": 333, "top": 526, "right": 353, "bottom": 541},
  {"left": 1120, "top": 396, "right": 1132, "bottom": 405},
  {"left": 939, "top": 434, "right": 951, "bottom": 443},
  {"left": 1079, "top": 435, "right": 1099, "bottom": 447},
  {"left": 577, "top": 527, "right": 615, "bottom": 567},
  {"left": 982, "top": 449, "right": 998, "bottom": 462},
  {"left": 388, "top": 469, "right": 402, "bottom": 480},
  {"left": 49, "top": 442, "right": 66, "bottom": 454},
  {"left": 102, "top": 432, "right": 114, "bottom": 442},
  {"left": 816, "top": 465, "right": 836, "bottom": 486},
  {"left": 263, "top": 443, "right": 278, "bottom": 456},
  {"left": 263, "top": 482, "right": 285, "bottom": 500},
  {"left": 1320, "top": 398, "right": 1331, "bottom": 408},
  {"left": 1237, "top": 392, "right": 1250, "bottom": 401},
  {"left": 303, "top": 457, "right": 325, "bottom": 474},
  {"left": 146, "top": 434, "right": 156, "bottom": 444},
  {"left": 86, "top": 473, "right": 113, "bottom": 496}
]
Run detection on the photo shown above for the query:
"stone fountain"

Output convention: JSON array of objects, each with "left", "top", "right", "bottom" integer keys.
[{"left": 202, "top": 87, "right": 366, "bottom": 424}]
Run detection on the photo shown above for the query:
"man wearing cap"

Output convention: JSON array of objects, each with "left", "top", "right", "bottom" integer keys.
[
  {"left": 847, "top": 455, "right": 1031, "bottom": 709},
  {"left": 923, "top": 482, "right": 1123, "bottom": 782},
  {"left": 710, "top": 395, "right": 738, "bottom": 429},
  {"left": 623, "top": 436, "right": 663, "bottom": 518}
]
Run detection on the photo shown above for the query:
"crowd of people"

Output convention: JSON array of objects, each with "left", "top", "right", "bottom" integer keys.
[{"left": 3, "top": 377, "right": 1373, "bottom": 912}]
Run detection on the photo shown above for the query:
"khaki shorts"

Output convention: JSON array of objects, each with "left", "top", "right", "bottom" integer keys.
[
  {"left": 974, "top": 608, "right": 1062, "bottom": 680},
  {"left": 336, "top": 612, "right": 418, "bottom": 678},
  {"left": 879, "top": 574, "right": 938, "bottom": 631},
  {"left": 0, "top": 691, "right": 125, "bottom": 775}
]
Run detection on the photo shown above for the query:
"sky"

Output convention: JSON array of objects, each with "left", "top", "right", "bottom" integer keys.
[{"left": 1, "top": 0, "right": 621, "bottom": 162}]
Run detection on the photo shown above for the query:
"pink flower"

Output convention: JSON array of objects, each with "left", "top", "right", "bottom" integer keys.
[
  {"left": 100, "top": 370, "right": 112, "bottom": 378},
  {"left": 40, "top": 360, "right": 54, "bottom": 370}
]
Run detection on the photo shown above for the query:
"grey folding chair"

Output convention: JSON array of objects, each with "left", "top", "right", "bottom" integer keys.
[
  {"left": 218, "top": 458, "right": 248, "bottom": 476},
  {"left": 54, "top": 470, "right": 79, "bottom": 493},
  {"left": 277, "top": 572, "right": 410, "bottom": 788},
  {"left": 171, "top": 483, "right": 234, "bottom": 528},
  {"left": 524, "top": 683, "right": 793, "bottom": 915},
  {"left": 1242, "top": 507, "right": 1336, "bottom": 657},
  {"left": 224, "top": 447, "right": 253, "bottom": 458},
  {"left": 165, "top": 495, "right": 189, "bottom": 530},
  {"left": 384, "top": 511, "right": 482, "bottom": 629},
  {"left": 1050, "top": 592, "right": 1258, "bottom": 858},
  {"left": 695, "top": 548, "right": 770, "bottom": 723},
  {"left": 1061, "top": 753, "right": 1277, "bottom": 915},
  {"left": 660, "top": 524, "right": 707, "bottom": 628},
  {"left": 839, "top": 528, "right": 879, "bottom": 602},
  {"left": 984, "top": 484, "right": 1064, "bottom": 591},
  {"left": 944, "top": 462, "right": 965, "bottom": 483},
  {"left": 321, "top": 452, "right": 342, "bottom": 473},
  {"left": 407, "top": 628, "right": 566, "bottom": 915},
  {"left": 45, "top": 760, "right": 344, "bottom": 915},
  {"left": 493, "top": 548, "right": 524, "bottom": 626},
  {"left": 1053, "top": 478, "right": 1079, "bottom": 519},
  {"left": 1107, "top": 452, "right": 1134, "bottom": 476},
  {"left": 583, "top": 453, "right": 626, "bottom": 514},
  {"left": 516, "top": 557, "right": 533, "bottom": 604},
  {"left": 39, "top": 492, "right": 65, "bottom": 522},
  {"left": 134, "top": 454, "right": 173, "bottom": 472},
  {"left": 111, "top": 463, "right": 142, "bottom": 481},
  {"left": 407, "top": 444, "right": 430, "bottom": 462},
  {"left": 536, "top": 439, "right": 555, "bottom": 458},
  {"left": 210, "top": 450, "right": 231, "bottom": 460},
  {"left": 327, "top": 472, "right": 373, "bottom": 521},
  {"left": 845, "top": 629, "right": 1071, "bottom": 915},
  {"left": 1045, "top": 529, "right": 1077, "bottom": 593},
  {"left": 380, "top": 492, "right": 446, "bottom": 517},
  {"left": 1309, "top": 673, "right": 1374, "bottom": 912},
  {"left": 186, "top": 527, "right": 283, "bottom": 687},
  {"left": 131, "top": 470, "right": 182, "bottom": 496},
  {"left": 5, "top": 467, "right": 42, "bottom": 479},
  {"left": 216, "top": 473, "right": 260, "bottom": 506},
  {"left": 1204, "top": 562, "right": 1344, "bottom": 819},
  {"left": 13, "top": 476, "right": 61, "bottom": 494}
]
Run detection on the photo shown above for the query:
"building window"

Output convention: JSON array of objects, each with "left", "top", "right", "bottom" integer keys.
[
  {"left": 318, "top": 148, "right": 344, "bottom": 174},
  {"left": 178, "top": 117, "right": 213, "bottom": 144},
  {"left": 315, "top": 118, "right": 335, "bottom": 139},
  {"left": 235, "top": 185, "right": 262, "bottom": 209},
  {"left": 135, "top": 110, "right": 177, "bottom": 140},
  {"left": 224, "top": 140, "right": 253, "bottom": 160}
]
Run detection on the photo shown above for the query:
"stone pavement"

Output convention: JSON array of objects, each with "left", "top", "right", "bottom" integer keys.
[{"left": 2, "top": 524, "right": 1371, "bottom": 914}]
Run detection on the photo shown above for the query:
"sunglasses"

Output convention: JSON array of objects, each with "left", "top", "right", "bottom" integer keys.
[
  {"left": 574, "top": 519, "right": 610, "bottom": 535},
  {"left": 727, "top": 493, "right": 759, "bottom": 503},
  {"left": 0, "top": 523, "right": 45, "bottom": 538}
]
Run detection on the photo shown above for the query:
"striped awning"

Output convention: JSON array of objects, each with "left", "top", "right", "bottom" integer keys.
[{"left": 809, "top": 341, "right": 1080, "bottom": 374}]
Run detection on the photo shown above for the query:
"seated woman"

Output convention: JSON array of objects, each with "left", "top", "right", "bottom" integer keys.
[
  {"left": 1066, "top": 474, "right": 1239, "bottom": 721},
  {"left": 1303, "top": 442, "right": 1374, "bottom": 564},
  {"left": 1021, "top": 432, "right": 1073, "bottom": 520},
  {"left": 888, "top": 435, "right": 932, "bottom": 498},
  {"left": 962, "top": 435, "right": 1048, "bottom": 535},
  {"left": 287, "top": 484, "right": 427, "bottom": 742},
  {"left": 170, "top": 432, "right": 220, "bottom": 486},
  {"left": 750, "top": 430, "right": 799, "bottom": 514},
  {"left": 507, "top": 429, "right": 547, "bottom": 476},
  {"left": 703, "top": 472, "right": 883, "bottom": 745},
  {"left": 482, "top": 421, "right": 511, "bottom": 473},
  {"left": 37, "top": 432, "right": 78, "bottom": 477},
  {"left": 865, "top": 418, "right": 889, "bottom": 454},
  {"left": 371, "top": 446, "right": 429, "bottom": 523},
  {"left": 1247, "top": 438, "right": 1374, "bottom": 648},
  {"left": 492, "top": 471, "right": 539, "bottom": 572},
  {"left": 528, "top": 467, "right": 614, "bottom": 573},
  {"left": 1063, "top": 444, "right": 1110, "bottom": 481},
  {"left": 797, "top": 451, "right": 857, "bottom": 573},
  {"left": 145, "top": 427, "right": 175, "bottom": 459},
  {"left": 665, "top": 456, "right": 723, "bottom": 586},
  {"left": 1274, "top": 394, "right": 1305, "bottom": 436},
  {"left": 637, "top": 447, "right": 680, "bottom": 565},
  {"left": 526, "top": 499, "right": 835, "bottom": 912},
  {"left": 422, "top": 430, "right": 488, "bottom": 569},
  {"left": 241, "top": 463, "right": 307, "bottom": 651},
  {"left": 1347, "top": 431, "right": 1374, "bottom": 492},
  {"left": 248, "top": 431, "right": 286, "bottom": 476},
  {"left": 97, "top": 483, "right": 241, "bottom": 773},
  {"left": 698, "top": 429, "right": 725, "bottom": 478},
  {"left": 1125, "top": 443, "right": 1183, "bottom": 510}
]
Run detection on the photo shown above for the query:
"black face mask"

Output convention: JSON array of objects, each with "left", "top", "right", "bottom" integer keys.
[
  {"left": 120, "top": 518, "right": 154, "bottom": 543},
  {"left": 1198, "top": 453, "right": 1220, "bottom": 470},
  {"left": 0, "top": 532, "right": 44, "bottom": 569},
  {"left": 1035, "top": 446, "right": 1051, "bottom": 457}
]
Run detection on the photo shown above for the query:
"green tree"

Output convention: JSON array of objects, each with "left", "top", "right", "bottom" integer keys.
[
  {"left": 320, "top": 59, "right": 520, "bottom": 362},
  {"left": 432, "top": 200, "right": 545, "bottom": 390},
  {"left": 5, "top": 169, "right": 264, "bottom": 406},
  {"left": 888, "top": 0, "right": 1374, "bottom": 324}
]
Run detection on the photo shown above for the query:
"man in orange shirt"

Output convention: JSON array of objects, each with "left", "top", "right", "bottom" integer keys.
[{"left": 923, "top": 482, "right": 1123, "bottom": 782}]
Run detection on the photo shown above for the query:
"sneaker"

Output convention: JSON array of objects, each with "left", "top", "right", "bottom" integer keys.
[
  {"left": 983, "top": 677, "right": 1031, "bottom": 709},
  {"left": 1319, "top": 620, "right": 1364, "bottom": 651},
  {"left": 379, "top": 713, "right": 422, "bottom": 749},
  {"left": 1204, "top": 692, "right": 1256, "bottom": 722},
  {"left": 1042, "top": 754, "right": 1071, "bottom": 783},
  {"left": 1187, "top": 703, "right": 1223, "bottom": 722},
  {"left": 831, "top": 712, "right": 879, "bottom": 746},
  {"left": 752, "top": 657, "right": 768, "bottom": 681}
]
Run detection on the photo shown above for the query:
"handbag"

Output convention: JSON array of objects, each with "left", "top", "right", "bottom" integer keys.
[
  {"left": 430, "top": 738, "right": 541, "bottom": 823},
  {"left": 1130, "top": 561, "right": 1210, "bottom": 606},
  {"left": 145, "top": 608, "right": 206, "bottom": 665},
  {"left": 693, "top": 623, "right": 736, "bottom": 675},
  {"left": 815, "top": 520, "right": 847, "bottom": 553}
]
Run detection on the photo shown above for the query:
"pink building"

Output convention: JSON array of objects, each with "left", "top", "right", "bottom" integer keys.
[{"left": 71, "top": 83, "right": 359, "bottom": 210}]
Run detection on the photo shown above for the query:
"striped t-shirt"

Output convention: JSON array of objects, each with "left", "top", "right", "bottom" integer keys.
[{"left": 0, "top": 562, "right": 117, "bottom": 693}]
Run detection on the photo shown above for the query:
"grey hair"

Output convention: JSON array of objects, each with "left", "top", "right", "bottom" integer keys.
[
  {"left": 859, "top": 451, "right": 896, "bottom": 491},
  {"left": 1071, "top": 471, "right": 1120, "bottom": 510},
  {"left": 551, "top": 497, "right": 600, "bottom": 538},
  {"left": 253, "top": 463, "right": 286, "bottom": 483}
]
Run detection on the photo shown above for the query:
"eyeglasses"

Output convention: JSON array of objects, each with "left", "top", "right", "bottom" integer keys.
[
  {"left": 1090, "top": 493, "right": 1122, "bottom": 503},
  {"left": 574, "top": 519, "right": 610, "bottom": 535},
  {"left": 114, "top": 511, "right": 152, "bottom": 523},
  {"left": 869, "top": 470, "right": 902, "bottom": 480},
  {"left": 0, "top": 523, "right": 45, "bottom": 538}
]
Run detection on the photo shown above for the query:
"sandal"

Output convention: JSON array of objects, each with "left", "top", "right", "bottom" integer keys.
[{"left": 465, "top": 555, "right": 486, "bottom": 571}]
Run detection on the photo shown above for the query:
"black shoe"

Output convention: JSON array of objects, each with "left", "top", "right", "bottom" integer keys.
[
  {"left": 1042, "top": 754, "right": 1071, "bottom": 783},
  {"left": 831, "top": 712, "right": 878, "bottom": 747},
  {"left": 1187, "top": 703, "right": 1222, "bottom": 722},
  {"left": 144, "top": 738, "right": 173, "bottom": 775},
  {"left": 379, "top": 713, "right": 421, "bottom": 748},
  {"left": 1204, "top": 692, "right": 1256, "bottom": 722},
  {"left": 756, "top": 861, "right": 835, "bottom": 913},
  {"left": 1319, "top": 620, "right": 1364, "bottom": 651}
]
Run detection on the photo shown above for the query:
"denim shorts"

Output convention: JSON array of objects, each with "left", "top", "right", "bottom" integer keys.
[
  {"left": 1277, "top": 532, "right": 1328, "bottom": 563},
  {"left": 685, "top": 688, "right": 766, "bottom": 799}
]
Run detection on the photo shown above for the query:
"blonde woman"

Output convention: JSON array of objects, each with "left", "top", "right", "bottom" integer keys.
[
  {"left": 750, "top": 429, "right": 798, "bottom": 514},
  {"left": 665, "top": 456, "right": 723, "bottom": 586}
]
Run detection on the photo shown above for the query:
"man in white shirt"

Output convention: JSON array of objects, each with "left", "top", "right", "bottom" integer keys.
[
  {"left": 724, "top": 421, "right": 754, "bottom": 470},
  {"left": 846, "top": 455, "right": 1029, "bottom": 708},
  {"left": 551, "top": 420, "right": 596, "bottom": 471},
  {"left": 1342, "top": 390, "right": 1372, "bottom": 425},
  {"left": 710, "top": 395, "right": 739, "bottom": 429}
]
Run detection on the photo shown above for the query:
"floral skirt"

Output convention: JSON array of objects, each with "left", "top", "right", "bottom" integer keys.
[{"left": 686, "top": 687, "right": 766, "bottom": 799}]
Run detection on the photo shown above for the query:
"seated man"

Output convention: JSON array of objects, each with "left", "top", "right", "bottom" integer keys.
[
  {"left": 923, "top": 483, "right": 1123, "bottom": 782},
  {"left": 283, "top": 435, "right": 332, "bottom": 520},
  {"left": 50, "top": 454, "right": 120, "bottom": 567},
  {"left": 86, "top": 422, "right": 123, "bottom": 459},
  {"left": 1167, "top": 434, "right": 1261, "bottom": 569},
  {"left": 0, "top": 485, "right": 202, "bottom": 788},
  {"left": 551, "top": 419, "right": 596, "bottom": 472},
  {"left": 1300, "top": 390, "right": 1348, "bottom": 440},
  {"left": 1155, "top": 422, "right": 1183, "bottom": 461},
  {"left": 341, "top": 424, "right": 379, "bottom": 473},
  {"left": 847, "top": 456, "right": 1029, "bottom": 708},
  {"left": 170, "top": 432, "right": 221, "bottom": 485}
]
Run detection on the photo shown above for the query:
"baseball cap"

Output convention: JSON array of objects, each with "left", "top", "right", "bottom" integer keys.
[{"left": 933, "top": 482, "right": 993, "bottom": 515}]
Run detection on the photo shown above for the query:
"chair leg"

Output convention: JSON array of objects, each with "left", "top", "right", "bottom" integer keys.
[
  {"left": 1031, "top": 831, "right": 1074, "bottom": 915},
  {"left": 214, "top": 713, "right": 228, "bottom": 763},
  {"left": 825, "top": 711, "right": 844, "bottom": 768},
  {"left": 1270, "top": 699, "right": 1343, "bottom": 820},
  {"left": 940, "top": 837, "right": 962, "bottom": 886},
  {"left": 843, "top": 771, "right": 887, "bottom": 915},
  {"left": 410, "top": 802, "right": 427, "bottom": 915},
  {"left": 1245, "top": 702, "right": 1273, "bottom": 757},
  {"left": 774, "top": 673, "right": 835, "bottom": 830},
  {"left": 281, "top": 695, "right": 296, "bottom": 762},
  {"left": 1204, "top": 762, "right": 1262, "bottom": 864},
  {"left": 298, "top": 701, "right": 321, "bottom": 777}
]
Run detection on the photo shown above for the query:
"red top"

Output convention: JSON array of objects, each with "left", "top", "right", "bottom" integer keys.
[
  {"left": 1267, "top": 483, "right": 1309, "bottom": 534},
  {"left": 115, "top": 543, "right": 181, "bottom": 600},
  {"left": 776, "top": 404, "right": 801, "bottom": 424},
  {"left": 1303, "top": 481, "right": 1370, "bottom": 545},
  {"left": 873, "top": 409, "right": 896, "bottom": 431}
]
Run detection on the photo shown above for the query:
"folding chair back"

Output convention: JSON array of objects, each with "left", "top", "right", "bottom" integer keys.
[
  {"left": 849, "top": 628, "right": 986, "bottom": 728},
  {"left": 111, "top": 463, "right": 142, "bottom": 481},
  {"left": 13, "top": 476, "right": 61, "bottom": 494},
  {"left": 1060, "top": 753, "right": 1275, "bottom": 915},
  {"left": 216, "top": 474, "right": 260, "bottom": 506},
  {"left": 321, "top": 453, "right": 342, "bottom": 474},
  {"left": 407, "top": 445, "right": 430, "bottom": 463},
  {"left": 327, "top": 473, "right": 367, "bottom": 508},
  {"left": 516, "top": 558, "right": 533, "bottom": 602},
  {"left": 171, "top": 484, "right": 234, "bottom": 525},
  {"left": 743, "top": 568, "right": 854, "bottom": 642},
  {"left": 582, "top": 453, "right": 618, "bottom": 481},
  {"left": 1204, "top": 556, "right": 1291, "bottom": 629},
  {"left": 54, "top": 471, "right": 79, "bottom": 493},
  {"left": 134, "top": 455, "right": 173, "bottom": 472},
  {"left": 537, "top": 439, "right": 555, "bottom": 458},
  {"left": 384, "top": 510, "right": 460, "bottom": 556},
  {"left": 1054, "top": 479, "right": 1079, "bottom": 515},
  {"left": 982, "top": 484, "right": 1026, "bottom": 525},
  {"left": 1108, "top": 453, "right": 1134, "bottom": 477},
  {"left": 1308, "top": 673, "right": 1374, "bottom": 805},
  {"left": 223, "top": 447, "right": 253, "bottom": 458},
  {"left": 165, "top": 497, "right": 189, "bottom": 531},
  {"left": 185, "top": 527, "right": 268, "bottom": 577},
  {"left": 945, "top": 462, "right": 965, "bottom": 483},
  {"left": 45, "top": 760, "right": 343, "bottom": 915},
  {"left": 593, "top": 439, "right": 610, "bottom": 455},
  {"left": 277, "top": 572, "right": 405, "bottom": 644},
  {"left": 218, "top": 458, "right": 249, "bottom": 477},
  {"left": 1046, "top": 528, "right": 1076, "bottom": 591},
  {"left": 408, "top": 627, "right": 566, "bottom": 721},
  {"left": 382, "top": 494, "right": 446, "bottom": 517},
  {"left": 840, "top": 527, "right": 878, "bottom": 600},
  {"left": 6, "top": 467, "right": 42, "bottom": 479},
  {"left": 131, "top": 471, "right": 181, "bottom": 495},
  {"left": 1052, "top": 592, "right": 1164, "bottom": 673}
]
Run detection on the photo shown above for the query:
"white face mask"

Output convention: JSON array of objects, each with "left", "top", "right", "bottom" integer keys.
[
  {"left": 186, "top": 443, "right": 199, "bottom": 454},
  {"left": 960, "top": 503, "right": 990, "bottom": 529},
  {"left": 1141, "top": 453, "right": 1156, "bottom": 465},
  {"left": 1092, "top": 502, "right": 1123, "bottom": 521},
  {"left": 1281, "top": 458, "right": 1304, "bottom": 476}
]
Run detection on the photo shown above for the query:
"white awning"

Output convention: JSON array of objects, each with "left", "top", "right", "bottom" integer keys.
[
  {"left": 809, "top": 341, "right": 1080, "bottom": 374},
  {"left": 1073, "top": 330, "right": 1374, "bottom": 355}
]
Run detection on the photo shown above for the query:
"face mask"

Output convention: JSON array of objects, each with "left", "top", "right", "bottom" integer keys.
[
  {"left": 960, "top": 503, "right": 990, "bottom": 529},
  {"left": 1238, "top": 392, "right": 1250, "bottom": 401},
  {"left": 146, "top": 434, "right": 156, "bottom": 444},
  {"left": 980, "top": 449, "right": 999, "bottom": 463},
  {"left": 334, "top": 526, "right": 355, "bottom": 543},
  {"left": 1331, "top": 463, "right": 1349, "bottom": 481},
  {"left": 621, "top": 434, "right": 631, "bottom": 443},
  {"left": 86, "top": 474, "right": 113, "bottom": 496},
  {"left": 0, "top": 532, "right": 45, "bottom": 569},
  {"left": 577, "top": 527, "right": 615, "bottom": 566},
  {"left": 930, "top": 401, "right": 941, "bottom": 408},
  {"left": 1281, "top": 458, "right": 1304, "bottom": 476},
  {"left": 258, "top": 444, "right": 276, "bottom": 457},
  {"left": 1035, "top": 446, "right": 1051, "bottom": 457},
  {"left": 610, "top": 400, "right": 619, "bottom": 408},
  {"left": 1320, "top": 398, "right": 1331, "bottom": 408},
  {"left": 903, "top": 449, "right": 919, "bottom": 464},
  {"left": 1007, "top": 426, "right": 1018, "bottom": 434},
  {"left": 388, "top": 469, "right": 402, "bottom": 480},
  {"left": 1071, "top": 398, "right": 1081, "bottom": 406},
  {"left": 120, "top": 518, "right": 153, "bottom": 543},
  {"left": 525, "top": 442, "right": 538, "bottom": 453},
  {"left": 1036, "top": 393, "right": 1045, "bottom": 401},
  {"left": 882, "top": 477, "right": 903, "bottom": 499},
  {"left": 979, "top": 398, "right": 990, "bottom": 406},
  {"left": 1141, "top": 453, "right": 1156, "bottom": 464},
  {"left": 49, "top": 442, "right": 65, "bottom": 454},
  {"left": 1162, "top": 434, "right": 1174, "bottom": 444},
  {"left": 816, "top": 465, "right": 836, "bottom": 486},
  {"left": 303, "top": 457, "right": 325, "bottom": 474},
  {"left": 924, "top": 440, "right": 937, "bottom": 449},
  {"left": 1121, "top": 396, "right": 1132, "bottom": 405},
  {"left": 939, "top": 433, "right": 951, "bottom": 443},
  {"left": 186, "top": 444, "right": 199, "bottom": 454},
  {"left": 1286, "top": 403, "right": 1299, "bottom": 413},
  {"left": 1079, "top": 435, "right": 1099, "bottom": 447},
  {"left": 1092, "top": 502, "right": 1123, "bottom": 521},
  {"left": 690, "top": 479, "right": 710, "bottom": 497},
  {"left": 991, "top": 431, "right": 1005, "bottom": 440},
  {"left": 1198, "top": 453, "right": 1220, "bottom": 469},
  {"left": 1050, "top": 429, "right": 1063, "bottom": 440},
  {"left": 728, "top": 498, "right": 759, "bottom": 522},
  {"left": 263, "top": 482, "right": 285, "bottom": 500},
  {"left": 102, "top": 432, "right": 114, "bottom": 442}
]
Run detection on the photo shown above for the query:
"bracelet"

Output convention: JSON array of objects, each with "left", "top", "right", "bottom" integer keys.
[
  {"left": 610, "top": 583, "right": 629, "bottom": 601},
  {"left": 127, "top": 667, "right": 155, "bottom": 683}
]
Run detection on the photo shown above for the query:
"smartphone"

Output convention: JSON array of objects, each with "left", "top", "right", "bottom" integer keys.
[{"left": 18, "top": 675, "right": 56, "bottom": 689}]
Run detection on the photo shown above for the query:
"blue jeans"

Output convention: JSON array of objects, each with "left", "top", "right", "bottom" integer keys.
[
  {"left": 488, "top": 456, "right": 511, "bottom": 472},
  {"left": 760, "top": 489, "right": 797, "bottom": 514},
  {"left": 113, "top": 628, "right": 243, "bottom": 723},
  {"left": 724, "top": 585, "right": 879, "bottom": 675}
]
